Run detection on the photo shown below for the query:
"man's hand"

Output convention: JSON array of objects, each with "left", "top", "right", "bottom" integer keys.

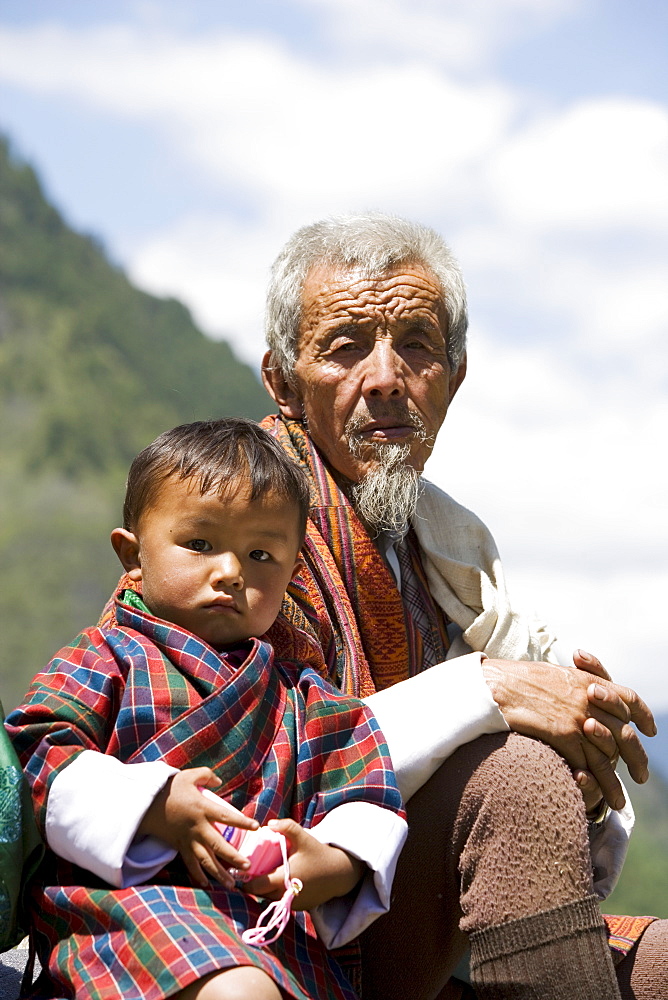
[
  {"left": 137, "top": 767, "right": 259, "bottom": 889},
  {"left": 482, "top": 656, "right": 656, "bottom": 811},
  {"left": 242, "top": 818, "right": 364, "bottom": 911},
  {"left": 571, "top": 649, "right": 657, "bottom": 816}
]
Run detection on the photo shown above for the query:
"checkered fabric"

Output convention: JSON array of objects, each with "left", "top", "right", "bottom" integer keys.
[
  {"left": 6, "top": 595, "right": 402, "bottom": 1000},
  {"left": 395, "top": 530, "right": 449, "bottom": 671}
]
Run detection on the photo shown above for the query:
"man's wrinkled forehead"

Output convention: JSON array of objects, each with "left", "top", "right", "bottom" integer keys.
[{"left": 298, "top": 262, "right": 448, "bottom": 337}]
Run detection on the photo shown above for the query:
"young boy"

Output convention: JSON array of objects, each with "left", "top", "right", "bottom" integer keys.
[{"left": 7, "top": 418, "right": 407, "bottom": 1000}]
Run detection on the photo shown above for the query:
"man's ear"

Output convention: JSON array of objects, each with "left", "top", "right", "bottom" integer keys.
[
  {"left": 261, "top": 350, "right": 303, "bottom": 420},
  {"left": 110, "top": 528, "right": 143, "bottom": 581},
  {"left": 448, "top": 352, "right": 467, "bottom": 405}
]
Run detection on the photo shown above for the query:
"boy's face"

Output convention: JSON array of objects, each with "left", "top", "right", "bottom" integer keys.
[{"left": 112, "top": 475, "right": 304, "bottom": 649}]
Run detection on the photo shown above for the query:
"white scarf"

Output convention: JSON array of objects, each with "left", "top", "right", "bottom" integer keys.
[{"left": 412, "top": 480, "right": 559, "bottom": 663}]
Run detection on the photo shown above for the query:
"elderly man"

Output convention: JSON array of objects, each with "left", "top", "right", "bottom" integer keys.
[{"left": 260, "top": 214, "right": 666, "bottom": 999}]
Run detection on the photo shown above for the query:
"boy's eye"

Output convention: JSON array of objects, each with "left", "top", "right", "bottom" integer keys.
[
  {"left": 186, "top": 539, "right": 212, "bottom": 552},
  {"left": 249, "top": 549, "right": 271, "bottom": 562}
]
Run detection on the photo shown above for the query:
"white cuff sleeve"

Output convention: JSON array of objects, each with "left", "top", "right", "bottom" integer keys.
[
  {"left": 590, "top": 778, "right": 635, "bottom": 901},
  {"left": 308, "top": 801, "right": 408, "bottom": 949},
  {"left": 46, "top": 750, "right": 178, "bottom": 887},
  {"left": 364, "top": 652, "right": 508, "bottom": 801}
]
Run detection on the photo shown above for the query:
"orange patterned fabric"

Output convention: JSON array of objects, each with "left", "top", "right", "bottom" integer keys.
[
  {"left": 603, "top": 913, "right": 657, "bottom": 963},
  {"left": 262, "top": 416, "right": 450, "bottom": 696}
]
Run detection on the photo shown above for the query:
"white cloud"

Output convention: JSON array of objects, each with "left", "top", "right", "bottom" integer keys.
[
  {"left": 427, "top": 327, "right": 668, "bottom": 557},
  {"left": 298, "top": 0, "right": 582, "bottom": 71},
  {"left": 455, "top": 226, "right": 668, "bottom": 380},
  {"left": 128, "top": 213, "right": 281, "bottom": 364},
  {"left": 564, "top": 267, "right": 668, "bottom": 359},
  {"left": 0, "top": 22, "right": 514, "bottom": 209},
  {"left": 487, "top": 99, "right": 668, "bottom": 231}
]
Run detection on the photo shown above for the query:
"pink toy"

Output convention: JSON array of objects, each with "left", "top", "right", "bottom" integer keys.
[
  {"left": 200, "top": 788, "right": 284, "bottom": 879},
  {"left": 198, "top": 788, "right": 303, "bottom": 946}
]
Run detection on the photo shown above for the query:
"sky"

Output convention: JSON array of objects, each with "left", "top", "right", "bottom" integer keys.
[{"left": 1, "top": 0, "right": 667, "bottom": 712}]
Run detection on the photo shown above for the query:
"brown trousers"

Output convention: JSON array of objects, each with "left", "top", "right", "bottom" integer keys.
[{"left": 360, "top": 732, "right": 667, "bottom": 1000}]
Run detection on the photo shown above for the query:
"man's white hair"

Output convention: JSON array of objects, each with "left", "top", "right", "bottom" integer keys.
[{"left": 265, "top": 212, "right": 468, "bottom": 381}]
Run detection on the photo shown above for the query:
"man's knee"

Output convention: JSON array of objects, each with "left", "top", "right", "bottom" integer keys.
[
  {"left": 407, "top": 731, "right": 591, "bottom": 889},
  {"left": 409, "top": 731, "right": 585, "bottom": 830},
  {"left": 455, "top": 730, "right": 586, "bottom": 818}
]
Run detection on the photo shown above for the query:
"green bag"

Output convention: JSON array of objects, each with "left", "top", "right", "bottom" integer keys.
[{"left": 0, "top": 701, "right": 44, "bottom": 952}]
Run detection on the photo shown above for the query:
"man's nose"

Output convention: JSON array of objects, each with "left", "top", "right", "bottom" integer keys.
[
  {"left": 362, "top": 339, "right": 405, "bottom": 399},
  {"left": 212, "top": 553, "right": 244, "bottom": 590}
]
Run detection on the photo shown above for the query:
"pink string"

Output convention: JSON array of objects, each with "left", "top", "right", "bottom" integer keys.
[{"left": 241, "top": 831, "right": 302, "bottom": 948}]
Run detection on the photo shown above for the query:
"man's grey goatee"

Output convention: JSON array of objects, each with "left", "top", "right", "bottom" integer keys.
[{"left": 346, "top": 407, "right": 430, "bottom": 532}]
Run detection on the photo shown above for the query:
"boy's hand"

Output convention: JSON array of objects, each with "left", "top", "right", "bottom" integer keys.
[
  {"left": 137, "top": 767, "right": 258, "bottom": 889},
  {"left": 242, "top": 818, "right": 364, "bottom": 911}
]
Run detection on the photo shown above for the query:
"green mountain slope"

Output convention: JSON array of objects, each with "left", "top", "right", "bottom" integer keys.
[
  {"left": 603, "top": 764, "right": 668, "bottom": 919},
  {"left": 0, "top": 136, "right": 271, "bottom": 709}
]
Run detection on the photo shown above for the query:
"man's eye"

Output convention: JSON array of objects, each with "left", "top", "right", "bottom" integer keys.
[
  {"left": 329, "top": 336, "right": 364, "bottom": 354},
  {"left": 403, "top": 334, "right": 432, "bottom": 351},
  {"left": 249, "top": 550, "right": 271, "bottom": 562},
  {"left": 186, "top": 539, "right": 212, "bottom": 552}
]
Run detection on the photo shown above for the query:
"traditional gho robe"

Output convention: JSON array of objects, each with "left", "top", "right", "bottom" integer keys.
[
  {"left": 261, "top": 418, "right": 451, "bottom": 697},
  {"left": 7, "top": 592, "right": 404, "bottom": 1000},
  {"left": 260, "top": 415, "right": 656, "bottom": 966}
]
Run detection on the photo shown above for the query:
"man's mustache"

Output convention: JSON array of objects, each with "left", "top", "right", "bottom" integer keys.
[{"left": 345, "top": 406, "right": 428, "bottom": 441}]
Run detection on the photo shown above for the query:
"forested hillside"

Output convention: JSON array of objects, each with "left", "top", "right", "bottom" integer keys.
[
  {"left": 603, "top": 760, "right": 668, "bottom": 918},
  {"left": 0, "top": 137, "right": 271, "bottom": 709}
]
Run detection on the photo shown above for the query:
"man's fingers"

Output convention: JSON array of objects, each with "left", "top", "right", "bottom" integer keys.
[
  {"left": 613, "top": 686, "right": 656, "bottom": 737},
  {"left": 586, "top": 683, "right": 631, "bottom": 724},
  {"left": 610, "top": 723, "right": 649, "bottom": 785},
  {"left": 583, "top": 673, "right": 656, "bottom": 738},
  {"left": 573, "top": 769, "right": 605, "bottom": 817},
  {"left": 581, "top": 742, "right": 626, "bottom": 811},
  {"left": 573, "top": 649, "right": 612, "bottom": 681},
  {"left": 582, "top": 715, "right": 619, "bottom": 761},
  {"left": 584, "top": 711, "right": 649, "bottom": 785}
]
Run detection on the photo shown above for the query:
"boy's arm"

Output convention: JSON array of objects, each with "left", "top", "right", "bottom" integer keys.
[
  {"left": 7, "top": 628, "right": 125, "bottom": 829},
  {"left": 46, "top": 750, "right": 179, "bottom": 885},
  {"left": 6, "top": 628, "right": 176, "bottom": 886}
]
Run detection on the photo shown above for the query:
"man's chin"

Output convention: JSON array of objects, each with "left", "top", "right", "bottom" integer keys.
[{"left": 348, "top": 440, "right": 425, "bottom": 476}]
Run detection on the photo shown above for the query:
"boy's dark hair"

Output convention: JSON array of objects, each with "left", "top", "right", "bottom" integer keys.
[{"left": 123, "top": 418, "right": 311, "bottom": 545}]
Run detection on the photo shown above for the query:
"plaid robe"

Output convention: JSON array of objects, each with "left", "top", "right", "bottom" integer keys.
[
  {"left": 261, "top": 415, "right": 657, "bottom": 966},
  {"left": 7, "top": 593, "right": 403, "bottom": 1000}
]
